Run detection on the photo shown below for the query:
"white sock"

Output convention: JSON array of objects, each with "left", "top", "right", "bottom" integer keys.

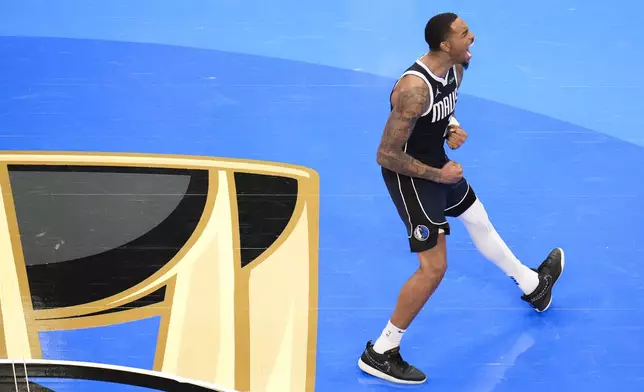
[
  {"left": 373, "top": 320, "right": 406, "bottom": 354},
  {"left": 457, "top": 199, "right": 539, "bottom": 295}
]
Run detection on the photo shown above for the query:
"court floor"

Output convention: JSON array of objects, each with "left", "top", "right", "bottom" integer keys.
[{"left": 1, "top": 2, "right": 644, "bottom": 391}]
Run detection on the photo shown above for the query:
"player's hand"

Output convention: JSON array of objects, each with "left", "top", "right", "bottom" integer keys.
[
  {"left": 446, "top": 126, "right": 468, "bottom": 150},
  {"left": 439, "top": 161, "right": 463, "bottom": 184}
]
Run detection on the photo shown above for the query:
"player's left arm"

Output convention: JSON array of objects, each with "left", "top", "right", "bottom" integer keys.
[{"left": 446, "top": 63, "right": 468, "bottom": 150}]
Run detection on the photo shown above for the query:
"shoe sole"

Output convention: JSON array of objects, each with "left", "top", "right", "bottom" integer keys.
[
  {"left": 536, "top": 247, "right": 565, "bottom": 313},
  {"left": 358, "top": 358, "right": 427, "bottom": 385}
]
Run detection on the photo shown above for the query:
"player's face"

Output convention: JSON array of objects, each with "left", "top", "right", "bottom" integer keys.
[{"left": 446, "top": 18, "right": 475, "bottom": 64}]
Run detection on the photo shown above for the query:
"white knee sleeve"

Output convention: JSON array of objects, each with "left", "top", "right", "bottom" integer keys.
[
  {"left": 457, "top": 199, "right": 492, "bottom": 232},
  {"left": 455, "top": 198, "right": 538, "bottom": 294}
]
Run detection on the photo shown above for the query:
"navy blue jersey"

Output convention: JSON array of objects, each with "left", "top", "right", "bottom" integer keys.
[{"left": 390, "top": 58, "right": 459, "bottom": 168}]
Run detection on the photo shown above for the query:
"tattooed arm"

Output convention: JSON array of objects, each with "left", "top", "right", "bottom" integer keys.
[{"left": 376, "top": 76, "right": 462, "bottom": 183}]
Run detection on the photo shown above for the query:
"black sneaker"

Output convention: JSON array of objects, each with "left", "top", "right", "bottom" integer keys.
[
  {"left": 357, "top": 340, "right": 427, "bottom": 384},
  {"left": 521, "top": 248, "right": 565, "bottom": 312}
]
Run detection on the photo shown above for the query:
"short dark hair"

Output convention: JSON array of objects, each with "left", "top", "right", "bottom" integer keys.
[{"left": 425, "top": 12, "right": 458, "bottom": 51}]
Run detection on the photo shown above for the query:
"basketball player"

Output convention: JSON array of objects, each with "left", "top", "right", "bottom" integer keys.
[{"left": 358, "top": 13, "right": 565, "bottom": 384}]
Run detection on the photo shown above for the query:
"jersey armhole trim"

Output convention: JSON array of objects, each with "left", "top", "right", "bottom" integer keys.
[{"left": 398, "top": 70, "right": 434, "bottom": 117}]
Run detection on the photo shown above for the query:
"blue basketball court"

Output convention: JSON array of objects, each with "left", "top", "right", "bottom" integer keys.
[{"left": 1, "top": 1, "right": 643, "bottom": 391}]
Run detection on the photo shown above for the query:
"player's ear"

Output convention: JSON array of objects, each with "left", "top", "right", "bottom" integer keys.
[{"left": 440, "top": 40, "right": 451, "bottom": 53}]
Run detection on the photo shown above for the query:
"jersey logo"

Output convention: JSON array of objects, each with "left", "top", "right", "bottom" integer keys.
[
  {"left": 434, "top": 86, "right": 440, "bottom": 98},
  {"left": 431, "top": 90, "right": 457, "bottom": 123},
  {"left": 448, "top": 76, "right": 455, "bottom": 84},
  {"left": 413, "top": 225, "right": 430, "bottom": 241}
]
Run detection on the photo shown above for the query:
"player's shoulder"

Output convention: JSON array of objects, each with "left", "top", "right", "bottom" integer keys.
[
  {"left": 392, "top": 74, "right": 430, "bottom": 105},
  {"left": 397, "top": 72, "right": 429, "bottom": 90}
]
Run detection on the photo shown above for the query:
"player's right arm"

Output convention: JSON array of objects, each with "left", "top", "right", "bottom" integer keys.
[{"left": 376, "top": 76, "right": 462, "bottom": 184}]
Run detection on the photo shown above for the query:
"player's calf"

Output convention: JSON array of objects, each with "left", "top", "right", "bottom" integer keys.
[
  {"left": 456, "top": 199, "right": 540, "bottom": 295},
  {"left": 389, "top": 235, "right": 448, "bottom": 330},
  {"left": 358, "top": 235, "right": 446, "bottom": 384}
]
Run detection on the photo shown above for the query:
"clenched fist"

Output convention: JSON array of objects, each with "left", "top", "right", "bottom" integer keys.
[
  {"left": 439, "top": 161, "right": 463, "bottom": 184},
  {"left": 446, "top": 126, "right": 468, "bottom": 150}
]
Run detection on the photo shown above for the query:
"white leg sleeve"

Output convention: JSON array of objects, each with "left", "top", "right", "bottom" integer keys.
[{"left": 457, "top": 199, "right": 539, "bottom": 294}]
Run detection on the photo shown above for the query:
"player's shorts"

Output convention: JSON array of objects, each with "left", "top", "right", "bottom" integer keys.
[{"left": 381, "top": 166, "right": 478, "bottom": 253}]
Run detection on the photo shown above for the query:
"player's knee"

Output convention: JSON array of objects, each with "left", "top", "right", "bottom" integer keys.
[
  {"left": 419, "top": 255, "right": 447, "bottom": 281},
  {"left": 458, "top": 199, "right": 492, "bottom": 231},
  {"left": 417, "top": 245, "right": 447, "bottom": 279}
]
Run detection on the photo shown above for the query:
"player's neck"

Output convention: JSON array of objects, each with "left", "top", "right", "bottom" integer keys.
[{"left": 421, "top": 51, "right": 454, "bottom": 79}]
